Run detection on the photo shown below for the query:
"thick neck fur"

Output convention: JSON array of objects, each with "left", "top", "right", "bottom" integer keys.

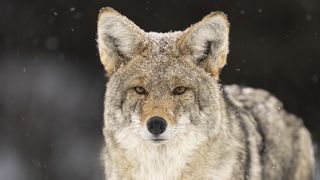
[{"left": 115, "top": 126, "right": 208, "bottom": 180}]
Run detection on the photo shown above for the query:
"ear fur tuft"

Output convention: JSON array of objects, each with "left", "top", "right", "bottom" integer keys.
[
  {"left": 97, "top": 7, "right": 145, "bottom": 75},
  {"left": 178, "top": 12, "right": 230, "bottom": 77}
]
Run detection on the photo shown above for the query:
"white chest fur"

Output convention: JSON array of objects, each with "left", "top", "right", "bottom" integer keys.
[
  {"left": 113, "top": 126, "right": 207, "bottom": 180},
  {"left": 133, "top": 144, "right": 189, "bottom": 180}
]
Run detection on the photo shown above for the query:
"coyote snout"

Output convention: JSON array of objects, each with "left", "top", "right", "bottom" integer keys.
[{"left": 134, "top": 89, "right": 192, "bottom": 142}]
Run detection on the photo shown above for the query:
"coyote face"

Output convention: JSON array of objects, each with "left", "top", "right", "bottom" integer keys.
[{"left": 97, "top": 8, "right": 229, "bottom": 144}]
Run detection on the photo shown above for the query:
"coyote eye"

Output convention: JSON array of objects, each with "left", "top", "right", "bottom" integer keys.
[
  {"left": 173, "top": 86, "right": 187, "bottom": 95},
  {"left": 134, "top": 86, "right": 147, "bottom": 95}
]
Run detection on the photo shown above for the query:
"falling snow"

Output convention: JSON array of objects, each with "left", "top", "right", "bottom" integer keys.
[
  {"left": 70, "top": 7, "right": 76, "bottom": 12},
  {"left": 305, "top": 14, "right": 312, "bottom": 21}
]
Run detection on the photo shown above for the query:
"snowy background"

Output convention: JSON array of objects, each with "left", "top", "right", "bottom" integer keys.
[{"left": 0, "top": 0, "right": 319, "bottom": 179}]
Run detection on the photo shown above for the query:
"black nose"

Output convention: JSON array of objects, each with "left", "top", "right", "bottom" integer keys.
[{"left": 147, "top": 116, "right": 167, "bottom": 135}]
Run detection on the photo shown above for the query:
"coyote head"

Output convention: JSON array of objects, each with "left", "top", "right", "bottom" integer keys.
[{"left": 97, "top": 7, "right": 229, "bottom": 144}]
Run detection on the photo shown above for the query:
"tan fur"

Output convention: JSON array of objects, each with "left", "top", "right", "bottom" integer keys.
[
  {"left": 141, "top": 98, "right": 176, "bottom": 125},
  {"left": 97, "top": 7, "right": 314, "bottom": 180}
]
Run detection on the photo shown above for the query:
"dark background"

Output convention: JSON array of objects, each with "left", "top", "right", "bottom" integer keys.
[{"left": 0, "top": 0, "right": 319, "bottom": 179}]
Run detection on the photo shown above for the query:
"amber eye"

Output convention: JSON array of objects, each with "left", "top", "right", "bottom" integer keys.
[
  {"left": 134, "top": 86, "right": 147, "bottom": 95},
  {"left": 173, "top": 86, "right": 187, "bottom": 95}
]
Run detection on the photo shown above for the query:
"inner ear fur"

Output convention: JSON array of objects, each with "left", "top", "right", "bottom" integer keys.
[
  {"left": 97, "top": 7, "right": 146, "bottom": 75},
  {"left": 178, "top": 12, "right": 230, "bottom": 77}
]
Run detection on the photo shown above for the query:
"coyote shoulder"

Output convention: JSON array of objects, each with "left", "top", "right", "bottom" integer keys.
[{"left": 97, "top": 7, "right": 314, "bottom": 180}]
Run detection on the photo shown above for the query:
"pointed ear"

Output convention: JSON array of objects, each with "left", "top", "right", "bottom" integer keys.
[
  {"left": 178, "top": 12, "right": 230, "bottom": 77},
  {"left": 97, "top": 7, "right": 146, "bottom": 75}
]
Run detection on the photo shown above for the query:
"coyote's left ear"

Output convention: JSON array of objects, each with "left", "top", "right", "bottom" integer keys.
[
  {"left": 97, "top": 7, "right": 145, "bottom": 75},
  {"left": 178, "top": 12, "right": 230, "bottom": 77}
]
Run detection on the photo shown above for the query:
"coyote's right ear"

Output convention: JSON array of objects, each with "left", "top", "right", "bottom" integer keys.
[{"left": 97, "top": 7, "right": 145, "bottom": 75}]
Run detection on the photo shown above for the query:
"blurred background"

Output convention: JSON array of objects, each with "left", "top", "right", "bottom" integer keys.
[{"left": 0, "top": 0, "right": 319, "bottom": 179}]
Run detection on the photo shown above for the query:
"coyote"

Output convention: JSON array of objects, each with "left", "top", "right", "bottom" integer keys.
[{"left": 97, "top": 7, "right": 314, "bottom": 180}]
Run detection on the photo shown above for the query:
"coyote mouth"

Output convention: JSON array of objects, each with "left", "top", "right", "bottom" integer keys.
[{"left": 151, "top": 138, "right": 167, "bottom": 143}]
